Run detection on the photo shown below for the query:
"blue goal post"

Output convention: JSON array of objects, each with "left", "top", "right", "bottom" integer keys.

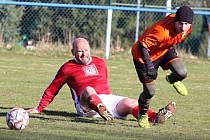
[{"left": 1, "top": 1, "right": 210, "bottom": 14}]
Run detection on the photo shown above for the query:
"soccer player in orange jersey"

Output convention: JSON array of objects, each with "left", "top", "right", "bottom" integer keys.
[
  {"left": 132, "top": 6, "right": 194, "bottom": 128},
  {"left": 27, "top": 37, "right": 175, "bottom": 124}
]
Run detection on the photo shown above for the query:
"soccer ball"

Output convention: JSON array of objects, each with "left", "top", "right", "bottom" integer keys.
[{"left": 6, "top": 107, "right": 29, "bottom": 130}]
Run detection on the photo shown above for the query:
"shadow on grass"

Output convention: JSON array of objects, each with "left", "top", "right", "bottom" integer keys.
[
  {"left": 0, "top": 106, "right": 137, "bottom": 127},
  {"left": 0, "top": 106, "right": 102, "bottom": 124},
  {"left": 42, "top": 109, "right": 77, "bottom": 117},
  {"left": 0, "top": 106, "right": 76, "bottom": 117}
]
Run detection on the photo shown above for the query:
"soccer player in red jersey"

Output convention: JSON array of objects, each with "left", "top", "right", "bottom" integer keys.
[
  {"left": 131, "top": 6, "right": 194, "bottom": 128},
  {"left": 28, "top": 37, "right": 175, "bottom": 124}
]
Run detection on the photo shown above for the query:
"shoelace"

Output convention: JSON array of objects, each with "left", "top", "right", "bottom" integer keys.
[{"left": 160, "top": 108, "right": 173, "bottom": 120}]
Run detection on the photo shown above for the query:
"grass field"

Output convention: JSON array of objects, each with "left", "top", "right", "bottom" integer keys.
[{"left": 1, "top": 49, "right": 210, "bottom": 140}]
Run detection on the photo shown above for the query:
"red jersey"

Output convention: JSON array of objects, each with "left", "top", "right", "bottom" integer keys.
[
  {"left": 132, "top": 14, "right": 192, "bottom": 63},
  {"left": 36, "top": 56, "right": 111, "bottom": 112}
]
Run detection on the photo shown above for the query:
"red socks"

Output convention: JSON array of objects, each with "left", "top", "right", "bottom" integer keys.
[
  {"left": 132, "top": 106, "right": 156, "bottom": 122},
  {"left": 87, "top": 94, "right": 102, "bottom": 111}
]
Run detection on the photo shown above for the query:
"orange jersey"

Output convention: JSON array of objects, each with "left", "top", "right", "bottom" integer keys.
[{"left": 132, "top": 14, "right": 192, "bottom": 63}]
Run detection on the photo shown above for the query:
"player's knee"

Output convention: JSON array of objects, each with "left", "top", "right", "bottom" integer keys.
[
  {"left": 80, "top": 86, "right": 97, "bottom": 99},
  {"left": 120, "top": 98, "right": 138, "bottom": 108},
  {"left": 83, "top": 86, "right": 96, "bottom": 93},
  {"left": 177, "top": 69, "right": 187, "bottom": 81}
]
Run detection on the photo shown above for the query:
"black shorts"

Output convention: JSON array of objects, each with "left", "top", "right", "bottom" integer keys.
[{"left": 133, "top": 48, "right": 178, "bottom": 83}]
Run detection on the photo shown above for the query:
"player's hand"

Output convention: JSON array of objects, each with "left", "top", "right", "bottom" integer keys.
[
  {"left": 27, "top": 108, "right": 40, "bottom": 114},
  {"left": 146, "top": 65, "right": 157, "bottom": 80}
]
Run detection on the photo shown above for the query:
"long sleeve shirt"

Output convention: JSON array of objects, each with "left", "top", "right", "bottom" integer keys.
[
  {"left": 36, "top": 56, "right": 111, "bottom": 112},
  {"left": 132, "top": 14, "right": 192, "bottom": 63}
]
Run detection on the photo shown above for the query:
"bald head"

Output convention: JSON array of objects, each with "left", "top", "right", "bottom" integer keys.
[
  {"left": 72, "top": 38, "right": 90, "bottom": 53},
  {"left": 71, "top": 37, "right": 91, "bottom": 65}
]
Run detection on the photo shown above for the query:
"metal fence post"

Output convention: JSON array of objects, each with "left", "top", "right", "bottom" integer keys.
[
  {"left": 208, "top": 35, "right": 210, "bottom": 58},
  {"left": 166, "top": 0, "right": 171, "bottom": 16},
  {"left": 105, "top": 0, "right": 113, "bottom": 59},
  {"left": 135, "top": 0, "right": 141, "bottom": 42}
]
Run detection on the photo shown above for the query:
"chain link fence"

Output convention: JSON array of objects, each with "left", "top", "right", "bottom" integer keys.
[{"left": 0, "top": 0, "right": 210, "bottom": 57}]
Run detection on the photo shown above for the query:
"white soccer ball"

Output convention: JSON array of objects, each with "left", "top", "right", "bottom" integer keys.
[{"left": 6, "top": 107, "right": 29, "bottom": 130}]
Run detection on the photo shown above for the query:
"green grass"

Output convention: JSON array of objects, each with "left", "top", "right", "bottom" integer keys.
[{"left": 1, "top": 49, "right": 210, "bottom": 140}]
